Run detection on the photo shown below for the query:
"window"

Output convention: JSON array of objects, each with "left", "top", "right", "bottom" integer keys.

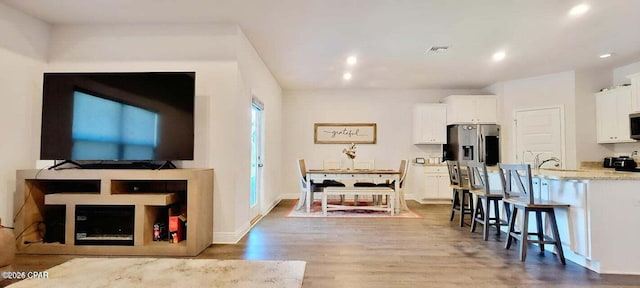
[{"left": 71, "top": 91, "right": 158, "bottom": 160}]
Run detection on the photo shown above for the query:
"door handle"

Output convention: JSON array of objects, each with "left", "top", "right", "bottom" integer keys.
[{"left": 258, "top": 163, "right": 264, "bottom": 168}]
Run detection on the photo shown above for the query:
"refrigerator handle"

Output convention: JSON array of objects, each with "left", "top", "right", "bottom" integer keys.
[{"left": 478, "top": 127, "right": 485, "bottom": 163}]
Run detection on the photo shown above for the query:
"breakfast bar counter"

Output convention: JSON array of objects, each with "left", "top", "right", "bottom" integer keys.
[{"left": 487, "top": 167, "right": 640, "bottom": 275}]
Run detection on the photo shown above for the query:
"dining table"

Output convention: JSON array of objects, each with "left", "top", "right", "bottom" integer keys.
[{"left": 301, "top": 168, "right": 406, "bottom": 213}]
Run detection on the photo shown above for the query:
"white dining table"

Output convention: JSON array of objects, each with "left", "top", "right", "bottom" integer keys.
[{"left": 301, "top": 169, "right": 406, "bottom": 213}]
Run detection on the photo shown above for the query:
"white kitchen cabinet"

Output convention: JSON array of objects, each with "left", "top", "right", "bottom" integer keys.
[
  {"left": 412, "top": 103, "right": 446, "bottom": 144},
  {"left": 443, "top": 95, "right": 497, "bottom": 124},
  {"left": 595, "top": 87, "right": 635, "bottom": 143},
  {"left": 628, "top": 73, "right": 640, "bottom": 112},
  {"left": 422, "top": 166, "right": 451, "bottom": 203}
]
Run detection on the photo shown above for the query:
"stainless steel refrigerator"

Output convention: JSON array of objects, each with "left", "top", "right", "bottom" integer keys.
[{"left": 444, "top": 124, "right": 500, "bottom": 166}]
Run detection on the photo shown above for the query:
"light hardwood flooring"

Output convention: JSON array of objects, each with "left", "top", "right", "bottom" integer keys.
[{"left": 3, "top": 200, "right": 640, "bottom": 287}]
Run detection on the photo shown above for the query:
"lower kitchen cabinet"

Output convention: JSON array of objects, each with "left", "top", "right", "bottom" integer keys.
[{"left": 421, "top": 166, "right": 452, "bottom": 204}]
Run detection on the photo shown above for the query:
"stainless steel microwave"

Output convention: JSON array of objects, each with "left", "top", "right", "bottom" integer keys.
[{"left": 630, "top": 113, "right": 640, "bottom": 140}]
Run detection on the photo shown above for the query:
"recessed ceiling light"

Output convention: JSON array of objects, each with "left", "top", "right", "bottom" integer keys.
[
  {"left": 599, "top": 53, "right": 612, "bottom": 58},
  {"left": 346, "top": 56, "right": 357, "bottom": 65},
  {"left": 569, "top": 4, "right": 589, "bottom": 17},
  {"left": 343, "top": 73, "right": 352, "bottom": 80},
  {"left": 492, "top": 51, "right": 506, "bottom": 61}
]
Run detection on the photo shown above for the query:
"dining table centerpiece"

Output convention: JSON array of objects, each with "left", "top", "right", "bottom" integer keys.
[{"left": 342, "top": 143, "right": 357, "bottom": 169}]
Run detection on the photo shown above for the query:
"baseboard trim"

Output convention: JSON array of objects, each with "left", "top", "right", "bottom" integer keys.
[
  {"left": 212, "top": 196, "right": 282, "bottom": 244},
  {"left": 281, "top": 193, "right": 299, "bottom": 199},
  {"left": 417, "top": 199, "right": 453, "bottom": 204}
]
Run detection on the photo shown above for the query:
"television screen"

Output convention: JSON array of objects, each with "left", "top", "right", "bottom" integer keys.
[{"left": 40, "top": 72, "right": 195, "bottom": 161}]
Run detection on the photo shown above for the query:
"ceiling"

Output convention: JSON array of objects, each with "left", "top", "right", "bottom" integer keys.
[{"left": 4, "top": 0, "right": 640, "bottom": 90}]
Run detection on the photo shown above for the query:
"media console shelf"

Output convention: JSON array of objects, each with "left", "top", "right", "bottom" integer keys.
[{"left": 14, "top": 168, "right": 213, "bottom": 256}]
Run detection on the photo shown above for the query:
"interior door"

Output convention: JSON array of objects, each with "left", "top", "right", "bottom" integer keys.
[
  {"left": 514, "top": 107, "right": 564, "bottom": 168},
  {"left": 250, "top": 98, "right": 264, "bottom": 221}
]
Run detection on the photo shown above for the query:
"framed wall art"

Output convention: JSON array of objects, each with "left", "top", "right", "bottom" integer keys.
[{"left": 314, "top": 123, "right": 377, "bottom": 144}]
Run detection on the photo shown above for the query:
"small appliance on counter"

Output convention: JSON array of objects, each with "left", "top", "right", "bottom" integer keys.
[
  {"left": 604, "top": 156, "right": 638, "bottom": 171},
  {"left": 603, "top": 157, "right": 615, "bottom": 168}
]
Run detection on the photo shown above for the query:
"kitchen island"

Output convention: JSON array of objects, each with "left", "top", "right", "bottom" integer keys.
[{"left": 487, "top": 167, "right": 640, "bottom": 275}]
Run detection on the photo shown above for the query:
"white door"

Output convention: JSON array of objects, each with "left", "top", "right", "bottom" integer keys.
[
  {"left": 514, "top": 107, "right": 564, "bottom": 168},
  {"left": 250, "top": 98, "right": 264, "bottom": 221}
]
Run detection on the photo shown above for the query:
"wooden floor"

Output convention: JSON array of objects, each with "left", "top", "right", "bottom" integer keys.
[{"left": 3, "top": 200, "right": 640, "bottom": 287}]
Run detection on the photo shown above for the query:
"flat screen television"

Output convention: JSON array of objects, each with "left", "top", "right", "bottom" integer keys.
[{"left": 40, "top": 72, "right": 195, "bottom": 163}]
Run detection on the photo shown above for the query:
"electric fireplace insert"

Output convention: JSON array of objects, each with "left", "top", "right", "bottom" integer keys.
[{"left": 75, "top": 205, "right": 135, "bottom": 246}]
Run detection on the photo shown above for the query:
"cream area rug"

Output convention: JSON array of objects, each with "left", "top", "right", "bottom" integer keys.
[
  {"left": 8, "top": 258, "right": 306, "bottom": 288},
  {"left": 287, "top": 200, "right": 422, "bottom": 218}
]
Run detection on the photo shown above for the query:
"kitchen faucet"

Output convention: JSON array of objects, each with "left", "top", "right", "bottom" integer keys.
[
  {"left": 538, "top": 156, "right": 561, "bottom": 168},
  {"left": 522, "top": 150, "right": 561, "bottom": 170},
  {"left": 533, "top": 153, "right": 561, "bottom": 172}
]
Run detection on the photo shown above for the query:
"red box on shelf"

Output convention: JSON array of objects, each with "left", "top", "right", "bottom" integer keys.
[{"left": 168, "top": 215, "right": 185, "bottom": 243}]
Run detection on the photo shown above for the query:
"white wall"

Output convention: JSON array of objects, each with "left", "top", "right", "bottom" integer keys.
[
  {"left": 281, "top": 88, "right": 484, "bottom": 200},
  {"left": 206, "top": 29, "right": 284, "bottom": 243},
  {"left": 236, "top": 31, "right": 283, "bottom": 218},
  {"left": 492, "top": 71, "right": 578, "bottom": 168},
  {"left": 0, "top": 2, "right": 49, "bottom": 61},
  {"left": 48, "top": 24, "right": 237, "bottom": 62},
  {"left": 574, "top": 68, "right": 615, "bottom": 162},
  {"left": 0, "top": 2, "right": 49, "bottom": 226},
  {"left": 613, "top": 59, "right": 640, "bottom": 86}
]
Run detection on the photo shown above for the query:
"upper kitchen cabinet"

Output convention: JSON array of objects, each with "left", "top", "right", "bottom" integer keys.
[
  {"left": 595, "top": 86, "right": 635, "bottom": 143},
  {"left": 413, "top": 103, "right": 447, "bottom": 144},
  {"left": 443, "top": 95, "right": 497, "bottom": 124},
  {"left": 628, "top": 73, "right": 640, "bottom": 112}
]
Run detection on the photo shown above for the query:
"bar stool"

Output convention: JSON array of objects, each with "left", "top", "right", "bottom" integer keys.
[
  {"left": 497, "top": 164, "right": 569, "bottom": 264},
  {"left": 446, "top": 160, "right": 473, "bottom": 227},
  {"left": 466, "top": 161, "right": 510, "bottom": 241}
]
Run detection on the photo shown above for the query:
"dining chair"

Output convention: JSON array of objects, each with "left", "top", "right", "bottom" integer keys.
[
  {"left": 353, "top": 160, "right": 376, "bottom": 187},
  {"left": 322, "top": 159, "right": 347, "bottom": 202},
  {"left": 376, "top": 159, "right": 409, "bottom": 210},
  {"left": 295, "top": 159, "right": 346, "bottom": 211},
  {"left": 352, "top": 160, "right": 376, "bottom": 204},
  {"left": 295, "top": 159, "right": 322, "bottom": 210},
  {"left": 466, "top": 161, "right": 509, "bottom": 240},
  {"left": 447, "top": 160, "right": 473, "bottom": 227},
  {"left": 498, "top": 163, "right": 569, "bottom": 264}
]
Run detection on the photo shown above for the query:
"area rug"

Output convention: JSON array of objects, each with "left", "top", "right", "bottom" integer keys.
[
  {"left": 8, "top": 258, "right": 306, "bottom": 288},
  {"left": 287, "top": 200, "right": 422, "bottom": 218}
]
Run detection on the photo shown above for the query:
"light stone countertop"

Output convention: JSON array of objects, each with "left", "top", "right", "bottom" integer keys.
[
  {"left": 487, "top": 166, "right": 640, "bottom": 181},
  {"left": 534, "top": 168, "right": 640, "bottom": 181}
]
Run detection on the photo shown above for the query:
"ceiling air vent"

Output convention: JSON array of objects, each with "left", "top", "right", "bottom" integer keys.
[{"left": 426, "top": 46, "right": 450, "bottom": 53}]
